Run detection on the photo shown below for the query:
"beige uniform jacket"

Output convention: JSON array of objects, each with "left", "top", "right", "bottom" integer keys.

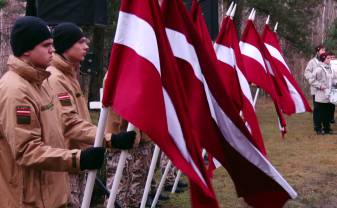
[
  {"left": 45, "top": 54, "right": 110, "bottom": 149},
  {"left": 309, "top": 63, "right": 337, "bottom": 103},
  {"left": 0, "top": 56, "right": 81, "bottom": 208},
  {"left": 304, "top": 57, "right": 320, "bottom": 95}
]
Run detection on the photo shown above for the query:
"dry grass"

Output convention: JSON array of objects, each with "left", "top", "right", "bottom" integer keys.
[
  {"left": 159, "top": 99, "right": 337, "bottom": 208},
  {"left": 92, "top": 99, "right": 337, "bottom": 207}
]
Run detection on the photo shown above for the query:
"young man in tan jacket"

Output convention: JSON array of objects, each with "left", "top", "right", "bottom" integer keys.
[
  {"left": 0, "top": 17, "right": 136, "bottom": 208},
  {"left": 0, "top": 16, "right": 107, "bottom": 208},
  {"left": 46, "top": 23, "right": 137, "bottom": 207}
]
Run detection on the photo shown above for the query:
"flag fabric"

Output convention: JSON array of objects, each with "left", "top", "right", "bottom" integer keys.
[
  {"left": 189, "top": 0, "right": 245, "bottom": 176},
  {"left": 161, "top": 0, "right": 297, "bottom": 207},
  {"left": 215, "top": 15, "right": 267, "bottom": 156},
  {"left": 240, "top": 20, "right": 287, "bottom": 132},
  {"left": 190, "top": 0, "right": 243, "bottom": 114},
  {"left": 262, "top": 24, "right": 311, "bottom": 113},
  {"left": 102, "top": 0, "right": 218, "bottom": 207}
]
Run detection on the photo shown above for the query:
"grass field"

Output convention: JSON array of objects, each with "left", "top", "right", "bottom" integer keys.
[
  {"left": 92, "top": 99, "right": 337, "bottom": 207},
  {"left": 158, "top": 99, "right": 337, "bottom": 208}
]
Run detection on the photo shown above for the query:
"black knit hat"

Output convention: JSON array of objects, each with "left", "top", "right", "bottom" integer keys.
[
  {"left": 10, "top": 16, "right": 51, "bottom": 57},
  {"left": 52, "top": 22, "right": 84, "bottom": 54}
]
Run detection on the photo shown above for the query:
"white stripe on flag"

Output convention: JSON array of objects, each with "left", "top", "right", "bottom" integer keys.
[
  {"left": 239, "top": 41, "right": 267, "bottom": 73},
  {"left": 166, "top": 28, "right": 217, "bottom": 124},
  {"left": 114, "top": 11, "right": 207, "bottom": 187},
  {"left": 284, "top": 77, "right": 306, "bottom": 113},
  {"left": 214, "top": 43, "right": 254, "bottom": 105},
  {"left": 214, "top": 43, "right": 235, "bottom": 68},
  {"left": 114, "top": 12, "right": 161, "bottom": 76},
  {"left": 265, "top": 44, "right": 306, "bottom": 113},
  {"left": 265, "top": 43, "right": 290, "bottom": 72},
  {"left": 265, "top": 59, "right": 275, "bottom": 76}
]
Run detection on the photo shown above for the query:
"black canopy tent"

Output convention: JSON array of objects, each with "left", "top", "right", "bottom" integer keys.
[{"left": 26, "top": 0, "right": 107, "bottom": 26}]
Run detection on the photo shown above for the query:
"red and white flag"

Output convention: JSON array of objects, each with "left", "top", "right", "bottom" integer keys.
[
  {"left": 215, "top": 15, "right": 267, "bottom": 156},
  {"left": 262, "top": 24, "right": 311, "bottom": 113},
  {"left": 102, "top": 0, "right": 218, "bottom": 207},
  {"left": 190, "top": 0, "right": 242, "bottom": 113},
  {"left": 240, "top": 20, "right": 287, "bottom": 132},
  {"left": 162, "top": 0, "right": 297, "bottom": 207}
]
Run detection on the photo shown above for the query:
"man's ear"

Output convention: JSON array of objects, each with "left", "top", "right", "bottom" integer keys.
[{"left": 23, "top": 50, "right": 31, "bottom": 57}]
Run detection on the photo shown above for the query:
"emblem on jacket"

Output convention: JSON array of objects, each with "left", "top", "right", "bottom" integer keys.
[
  {"left": 16, "top": 106, "right": 31, "bottom": 124},
  {"left": 58, "top": 92, "right": 72, "bottom": 106}
]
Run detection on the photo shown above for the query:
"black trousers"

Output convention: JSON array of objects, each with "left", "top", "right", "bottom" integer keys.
[
  {"left": 313, "top": 96, "right": 320, "bottom": 130},
  {"left": 315, "top": 102, "right": 331, "bottom": 132},
  {"left": 328, "top": 103, "right": 335, "bottom": 122}
]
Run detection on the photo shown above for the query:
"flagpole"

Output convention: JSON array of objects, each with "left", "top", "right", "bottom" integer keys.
[
  {"left": 274, "top": 22, "right": 279, "bottom": 32},
  {"left": 253, "top": 88, "right": 260, "bottom": 107},
  {"left": 140, "top": 145, "right": 160, "bottom": 208},
  {"left": 106, "top": 124, "right": 134, "bottom": 208},
  {"left": 81, "top": 107, "right": 110, "bottom": 208},
  {"left": 225, "top": 1, "right": 234, "bottom": 16},
  {"left": 171, "top": 170, "right": 182, "bottom": 193},
  {"left": 151, "top": 160, "right": 172, "bottom": 208}
]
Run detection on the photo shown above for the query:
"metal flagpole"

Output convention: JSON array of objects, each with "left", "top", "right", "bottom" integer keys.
[
  {"left": 81, "top": 107, "right": 110, "bottom": 208},
  {"left": 140, "top": 145, "right": 160, "bottom": 208},
  {"left": 252, "top": 88, "right": 260, "bottom": 107},
  {"left": 171, "top": 170, "right": 182, "bottom": 193},
  {"left": 106, "top": 124, "right": 134, "bottom": 208},
  {"left": 151, "top": 160, "right": 172, "bottom": 208}
]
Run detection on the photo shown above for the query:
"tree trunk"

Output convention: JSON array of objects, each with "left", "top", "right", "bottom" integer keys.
[
  {"left": 0, "top": 0, "right": 25, "bottom": 77},
  {"left": 88, "top": 25, "right": 105, "bottom": 102}
]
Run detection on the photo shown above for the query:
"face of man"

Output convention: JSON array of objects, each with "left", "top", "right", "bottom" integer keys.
[
  {"left": 23, "top": 39, "right": 54, "bottom": 68},
  {"left": 318, "top": 48, "right": 326, "bottom": 55},
  {"left": 63, "top": 37, "right": 89, "bottom": 63}
]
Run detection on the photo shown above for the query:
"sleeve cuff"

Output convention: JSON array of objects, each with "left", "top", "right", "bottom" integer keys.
[{"left": 68, "top": 149, "right": 81, "bottom": 172}]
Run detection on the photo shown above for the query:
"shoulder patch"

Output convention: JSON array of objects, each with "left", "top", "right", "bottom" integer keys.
[
  {"left": 58, "top": 92, "right": 72, "bottom": 106},
  {"left": 16, "top": 106, "right": 31, "bottom": 124}
]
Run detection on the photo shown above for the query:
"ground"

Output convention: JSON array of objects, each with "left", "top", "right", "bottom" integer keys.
[{"left": 92, "top": 99, "right": 337, "bottom": 207}]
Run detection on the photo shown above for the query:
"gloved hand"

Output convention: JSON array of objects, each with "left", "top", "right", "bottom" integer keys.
[
  {"left": 80, "top": 147, "right": 105, "bottom": 170},
  {"left": 110, "top": 131, "right": 136, "bottom": 150}
]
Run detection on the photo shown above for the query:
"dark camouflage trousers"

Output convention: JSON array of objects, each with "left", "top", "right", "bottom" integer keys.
[
  {"left": 68, "top": 172, "right": 87, "bottom": 208},
  {"left": 106, "top": 142, "right": 154, "bottom": 208},
  {"left": 160, "top": 153, "right": 176, "bottom": 186}
]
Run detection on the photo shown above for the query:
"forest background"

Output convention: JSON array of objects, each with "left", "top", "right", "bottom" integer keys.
[{"left": 1, "top": 0, "right": 337, "bottom": 101}]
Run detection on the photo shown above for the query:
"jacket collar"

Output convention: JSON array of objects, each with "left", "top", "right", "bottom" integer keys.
[
  {"left": 7, "top": 55, "right": 50, "bottom": 85},
  {"left": 51, "top": 53, "right": 77, "bottom": 77}
]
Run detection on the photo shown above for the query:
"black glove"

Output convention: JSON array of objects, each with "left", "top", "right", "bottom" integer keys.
[
  {"left": 80, "top": 147, "right": 105, "bottom": 170},
  {"left": 110, "top": 131, "right": 136, "bottom": 150}
]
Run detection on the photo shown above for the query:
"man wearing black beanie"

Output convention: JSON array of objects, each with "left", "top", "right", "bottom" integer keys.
[
  {"left": 0, "top": 16, "right": 108, "bottom": 207},
  {"left": 44, "top": 22, "right": 137, "bottom": 207}
]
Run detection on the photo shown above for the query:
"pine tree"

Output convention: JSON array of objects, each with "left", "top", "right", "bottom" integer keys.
[
  {"left": 0, "top": 0, "right": 5, "bottom": 8},
  {"left": 245, "top": 0, "right": 319, "bottom": 55},
  {"left": 325, "top": 19, "right": 337, "bottom": 53}
]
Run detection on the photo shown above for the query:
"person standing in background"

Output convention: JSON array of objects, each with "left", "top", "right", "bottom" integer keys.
[
  {"left": 308, "top": 52, "right": 336, "bottom": 134},
  {"left": 304, "top": 45, "right": 326, "bottom": 133}
]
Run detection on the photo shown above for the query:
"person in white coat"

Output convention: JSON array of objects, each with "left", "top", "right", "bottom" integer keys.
[
  {"left": 309, "top": 52, "right": 336, "bottom": 134},
  {"left": 304, "top": 45, "right": 326, "bottom": 132}
]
